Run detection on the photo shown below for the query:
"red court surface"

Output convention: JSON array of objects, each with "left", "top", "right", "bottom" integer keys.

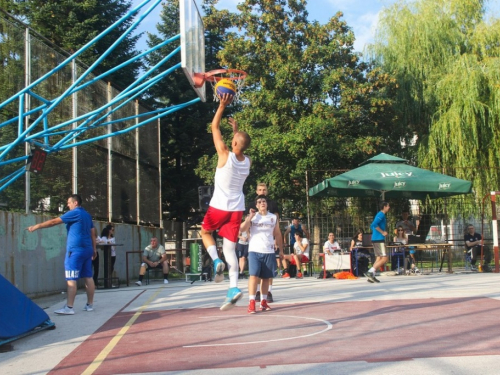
[{"left": 49, "top": 297, "right": 500, "bottom": 374}]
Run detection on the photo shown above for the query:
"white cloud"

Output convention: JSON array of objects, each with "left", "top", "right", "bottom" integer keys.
[{"left": 352, "top": 11, "right": 380, "bottom": 53}]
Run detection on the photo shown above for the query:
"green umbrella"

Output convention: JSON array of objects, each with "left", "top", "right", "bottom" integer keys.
[{"left": 309, "top": 153, "right": 472, "bottom": 200}]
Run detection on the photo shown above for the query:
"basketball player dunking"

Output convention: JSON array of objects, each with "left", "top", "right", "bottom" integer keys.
[{"left": 200, "top": 93, "right": 252, "bottom": 311}]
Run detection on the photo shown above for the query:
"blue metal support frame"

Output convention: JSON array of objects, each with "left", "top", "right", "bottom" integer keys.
[{"left": 0, "top": 0, "right": 203, "bottom": 193}]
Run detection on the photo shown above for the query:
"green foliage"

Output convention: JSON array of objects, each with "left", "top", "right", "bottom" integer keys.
[
  {"left": 144, "top": 0, "right": 222, "bottom": 220},
  {"left": 197, "top": 0, "right": 405, "bottom": 217},
  {"left": 368, "top": 0, "right": 500, "bottom": 210}
]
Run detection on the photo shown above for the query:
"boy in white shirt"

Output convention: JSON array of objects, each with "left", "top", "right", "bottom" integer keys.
[{"left": 240, "top": 196, "right": 283, "bottom": 313}]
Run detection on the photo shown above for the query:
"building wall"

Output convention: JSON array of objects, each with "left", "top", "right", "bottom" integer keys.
[{"left": 0, "top": 211, "right": 163, "bottom": 297}]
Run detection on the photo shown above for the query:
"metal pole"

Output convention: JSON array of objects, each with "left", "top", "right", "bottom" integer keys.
[
  {"left": 72, "top": 59, "right": 78, "bottom": 193},
  {"left": 136, "top": 100, "right": 140, "bottom": 225},
  {"left": 305, "top": 170, "right": 311, "bottom": 235},
  {"left": 24, "top": 28, "right": 31, "bottom": 213},
  {"left": 158, "top": 117, "right": 162, "bottom": 228},
  {"left": 491, "top": 192, "right": 499, "bottom": 273},
  {"left": 107, "top": 82, "right": 113, "bottom": 222}
]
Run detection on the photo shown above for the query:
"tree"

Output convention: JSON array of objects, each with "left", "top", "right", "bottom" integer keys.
[
  {"left": 196, "top": 0, "right": 404, "bottom": 216},
  {"left": 143, "top": 0, "right": 228, "bottom": 221},
  {"left": 10, "top": 0, "right": 141, "bottom": 88},
  {"left": 368, "top": 0, "right": 500, "bottom": 203}
]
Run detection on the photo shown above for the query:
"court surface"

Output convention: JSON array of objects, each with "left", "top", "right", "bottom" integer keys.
[{"left": 2, "top": 271, "right": 500, "bottom": 374}]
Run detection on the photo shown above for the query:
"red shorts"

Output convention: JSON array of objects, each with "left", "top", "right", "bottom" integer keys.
[
  {"left": 290, "top": 254, "right": 309, "bottom": 265},
  {"left": 202, "top": 206, "right": 243, "bottom": 243}
]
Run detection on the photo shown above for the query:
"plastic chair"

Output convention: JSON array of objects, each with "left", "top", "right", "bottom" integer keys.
[{"left": 391, "top": 246, "right": 405, "bottom": 272}]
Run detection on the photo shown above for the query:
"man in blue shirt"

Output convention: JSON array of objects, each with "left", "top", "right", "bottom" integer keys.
[
  {"left": 365, "top": 201, "right": 390, "bottom": 283},
  {"left": 28, "top": 194, "right": 97, "bottom": 315}
]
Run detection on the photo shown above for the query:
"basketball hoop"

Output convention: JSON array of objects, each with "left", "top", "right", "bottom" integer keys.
[{"left": 193, "top": 69, "right": 247, "bottom": 103}]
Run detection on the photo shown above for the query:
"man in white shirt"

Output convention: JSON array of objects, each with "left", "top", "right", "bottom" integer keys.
[
  {"left": 200, "top": 94, "right": 252, "bottom": 311},
  {"left": 282, "top": 231, "right": 309, "bottom": 279}
]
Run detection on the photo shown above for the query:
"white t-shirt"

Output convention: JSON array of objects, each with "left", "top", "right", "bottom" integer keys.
[
  {"left": 323, "top": 240, "right": 340, "bottom": 254},
  {"left": 293, "top": 238, "right": 310, "bottom": 258},
  {"left": 238, "top": 231, "right": 249, "bottom": 245},
  {"left": 210, "top": 152, "right": 250, "bottom": 211},
  {"left": 97, "top": 236, "right": 116, "bottom": 256},
  {"left": 248, "top": 212, "right": 278, "bottom": 254}
]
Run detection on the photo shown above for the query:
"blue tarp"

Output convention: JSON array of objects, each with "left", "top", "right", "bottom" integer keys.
[{"left": 0, "top": 273, "right": 52, "bottom": 340}]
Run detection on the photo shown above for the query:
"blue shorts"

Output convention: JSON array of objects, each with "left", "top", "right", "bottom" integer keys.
[
  {"left": 248, "top": 252, "right": 276, "bottom": 279},
  {"left": 64, "top": 250, "right": 93, "bottom": 280},
  {"left": 236, "top": 243, "right": 249, "bottom": 258}
]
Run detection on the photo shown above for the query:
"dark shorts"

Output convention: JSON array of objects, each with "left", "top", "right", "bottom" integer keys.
[
  {"left": 236, "top": 243, "right": 249, "bottom": 258},
  {"left": 144, "top": 262, "right": 168, "bottom": 271},
  {"left": 248, "top": 252, "right": 277, "bottom": 279},
  {"left": 64, "top": 250, "right": 94, "bottom": 280}
]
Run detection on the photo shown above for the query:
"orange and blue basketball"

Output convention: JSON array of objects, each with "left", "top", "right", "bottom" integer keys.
[{"left": 215, "top": 78, "right": 236, "bottom": 99}]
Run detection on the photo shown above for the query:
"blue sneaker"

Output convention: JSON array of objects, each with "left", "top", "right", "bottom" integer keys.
[
  {"left": 220, "top": 287, "right": 243, "bottom": 311},
  {"left": 213, "top": 258, "right": 225, "bottom": 283}
]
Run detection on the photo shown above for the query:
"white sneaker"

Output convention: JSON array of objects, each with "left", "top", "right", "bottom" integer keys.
[
  {"left": 135, "top": 280, "right": 142, "bottom": 286},
  {"left": 163, "top": 279, "right": 169, "bottom": 284},
  {"left": 83, "top": 303, "right": 94, "bottom": 312},
  {"left": 54, "top": 305, "right": 75, "bottom": 315}
]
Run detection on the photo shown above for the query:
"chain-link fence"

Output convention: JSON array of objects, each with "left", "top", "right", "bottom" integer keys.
[
  {"left": 0, "top": 12, "right": 160, "bottom": 225},
  {"left": 308, "top": 194, "right": 496, "bottom": 271}
]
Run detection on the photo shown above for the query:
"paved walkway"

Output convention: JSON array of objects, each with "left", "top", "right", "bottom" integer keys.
[{"left": 2, "top": 271, "right": 500, "bottom": 374}]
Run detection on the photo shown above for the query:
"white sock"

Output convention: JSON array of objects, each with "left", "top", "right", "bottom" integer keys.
[
  {"left": 222, "top": 238, "right": 238, "bottom": 288},
  {"left": 257, "top": 284, "right": 261, "bottom": 292},
  {"left": 261, "top": 295, "right": 267, "bottom": 301},
  {"left": 207, "top": 245, "right": 218, "bottom": 260},
  {"left": 368, "top": 267, "right": 375, "bottom": 274},
  {"left": 268, "top": 285, "right": 272, "bottom": 292},
  {"left": 249, "top": 295, "right": 256, "bottom": 301}
]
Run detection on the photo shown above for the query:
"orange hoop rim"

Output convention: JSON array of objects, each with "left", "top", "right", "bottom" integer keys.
[{"left": 204, "top": 69, "right": 247, "bottom": 83}]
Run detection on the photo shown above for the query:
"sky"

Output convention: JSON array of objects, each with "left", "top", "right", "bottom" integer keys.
[{"left": 131, "top": 0, "right": 500, "bottom": 53}]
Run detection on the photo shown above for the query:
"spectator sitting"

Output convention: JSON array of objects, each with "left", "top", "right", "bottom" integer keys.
[
  {"left": 464, "top": 224, "right": 491, "bottom": 271},
  {"left": 395, "top": 210, "right": 416, "bottom": 235},
  {"left": 323, "top": 232, "right": 341, "bottom": 255},
  {"left": 350, "top": 229, "right": 370, "bottom": 276},
  {"left": 135, "top": 237, "right": 169, "bottom": 286},
  {"left": 393, "top": 225, "right": 417, "bottom": 272},
  {"left": 282, "top": 231, "right": 309, "bottom": 279}
]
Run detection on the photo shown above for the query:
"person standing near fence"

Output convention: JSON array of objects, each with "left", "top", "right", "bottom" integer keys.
[
  {"left": 365, "top": 201, "right": 390, "bottom": 283},
  {"left": 27, "top": 194, "right": 97, "bottom": 314},
  {"left": 200, "top": 94, "right": 252, "bottom": 311}
]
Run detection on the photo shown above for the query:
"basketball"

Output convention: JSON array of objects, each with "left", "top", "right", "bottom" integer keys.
[{"left": 215, "top": 78, "right": 236, "bottom": 98}]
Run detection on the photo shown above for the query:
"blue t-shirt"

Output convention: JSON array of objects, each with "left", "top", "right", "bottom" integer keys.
[
  {"left": 289, "top": 224, "right": 302, "bottom": 246},
  {"left": 371, "top": 211, "right": 387, "bottom": 242},
  {"left": 60, "top": 206, "right": 94, "bottom": 253}
]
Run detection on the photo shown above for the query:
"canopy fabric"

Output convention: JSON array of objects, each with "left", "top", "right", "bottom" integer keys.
[{"left": 309, "top": 153, "right": 472, "bottom": 200}]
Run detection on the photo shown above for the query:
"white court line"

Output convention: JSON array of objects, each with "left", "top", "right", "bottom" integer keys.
[{"left": 184, "top": 314, "right": 332, "bottom": 348}]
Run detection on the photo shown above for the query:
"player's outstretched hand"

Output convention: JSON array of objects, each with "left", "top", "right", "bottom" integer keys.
[{"left": 219, "top": 93, "right": 234, "bottom": 107}]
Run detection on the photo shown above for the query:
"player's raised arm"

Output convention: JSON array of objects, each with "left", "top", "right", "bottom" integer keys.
[{"left": 211, "top": 94, "right": 233, "bottom": 158}]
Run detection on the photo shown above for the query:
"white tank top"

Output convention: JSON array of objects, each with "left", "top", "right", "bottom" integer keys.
[
  {"left": 248, "top": 212, "right": 277, "bottom": 254},
  {"left": 210, "top": 152, "right": 250, "bottom": 211}
]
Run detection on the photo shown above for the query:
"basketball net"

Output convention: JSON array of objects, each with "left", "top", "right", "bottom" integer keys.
[{"left": 195, "top": 69, "right": 247, "bottom": 103}]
